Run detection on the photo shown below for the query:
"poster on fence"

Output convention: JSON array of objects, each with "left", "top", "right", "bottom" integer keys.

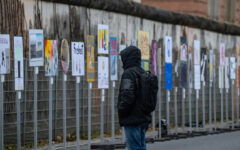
[
  {"left": 138, "top": 31, "right": 149, "bottom": 60},
  {"left": 0, "top": 34, "right": 10, "bottom": 74},
  {"left": 200, "top": 48, "right": 207, "bottom": 82},
  {"left": 165, "top": 63, "right": 172, "bottom": 90},
  {"left": 209, "top": 50, "right": 214, "bottom": 82},
  {"left": 119, "top": 45, "right": 126, "bottom": 76},
  {"left": 219, "top": 67, "right": 224, "bottom": 88},
  {"left": 132, "top": 39, "right": 137, "bottom": 46},
  {"left": 61, "top": 39, "right": 70, "bottom": 74},
  {"left": 230, "top": 57, "right": 236, "bottom": 80},
  {"left": 86, "top": 35, "right": 95, "bottom": 82},
  {"left": 225, "top": 57, "right": 229, "bottom": 89},
  {"left": 110, "top": 37, "right": 118, "bottom": 81},
  {"left": 29, "top": 29, "right": 44, "bottom": 67},
  {"left": 188, "top": 54, "right": 193, "bottom": 88},
  {"left": 165, "top": 36, "right": 172, "bottom": 63},
  {"left": 152, "top": 40, "right": 157, "bottom": 75},
  {"left": 45, "top": 40, "right": 58, "bottom": 76},
  {"left": 98, "top": 24, "right": 109, "bottom": 54},
  {"left": 194, "top": 40, "right": 200, "bottom": 90},
  {"left": 98, "top": 56, "right": 109, "bottom": 89},
  {"left": 71, "top": 42, "right": 85, "bottom": 76},
  {"left": 220, "top": 43, "right": 225, "bottom": 66},
  {"left": 236, "top": 44, "right": 240, "bottom": 87},
  {"left": 180, "top": 37, "right": 187, "bottom": 88},
  {"left": 14, "top": 36, "right": 24, "bottom": 91}
]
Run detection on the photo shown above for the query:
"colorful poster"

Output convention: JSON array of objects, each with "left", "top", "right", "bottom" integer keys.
[
  {"left": 110, "top": 37, "right": 118, "bottom": 81},
  {"left": 29, "top": 29, "right": 44, "bottom": 67},
  {"left": 236, "top": 44, "right": 240, "bottom": 87},
  {"left": 209, "top": 50, "right": 214, "bottom": 82},
  {"left": 220, "top": 43, "right": 225, "bottom": 66},
  {"left": 14, "top": 36, "right": 24, "bottom": 91},
  {"left": 188, "top": 54, "right": 193, "bottom": 89},
  {"left": 98, "top": 24, "right": 109, "bottom": 54},
  {"left": 230, "top": 57, "right": 236, "bottom": 80},
  {"left": 98, "top": 56, "right": 109, "bottom": 89},
  {"left": 152, "top": 40, "right": 157, "bottom": 75},
  {"left": 194, "top": 40, "right": 200, "bottom": 90},
  {"left": 165, "top": 36, "right": 172, "bottom": 63},
  {"left": 225, "top": 57, "right": 229, "bottom": 89},
  {"left": 165, "top": 63, "right": 172, "bottom": 90},
  {"left": 0, "top": 34, "right": 10, "bottom": 74},
  {"left": 141, "top": 60, "right": 149, "bottom": 71},
  {"left": 71, "top": 42, "right": 85, "bottom": 76},
  {"left": 138, "top": 31, "right": 149, "bottom": 60},
  {"left": 45, "top": 40, "right": 58, "bottom": 76},
  {"left": 61, "top": 39, "right": 70, "bottom": 74},
  {"left": 119, "top": 45, "right": 126, "bottom": 76},
  {"left": 86, "top": 35, "right": 95, "bottom": 82},
  {"left": 200, "top": 48, "right": 207, "bottom": 82},
  {"left": 219, "top": 67, "right": 224, "bottom": 88},
  {"left": 180, "top": 37, "right": 188, "bottom": 88}
]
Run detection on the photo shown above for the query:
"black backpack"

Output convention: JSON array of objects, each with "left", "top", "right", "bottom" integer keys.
[{"left": 136, "top": 71, "right": 158, "bottom": 114}]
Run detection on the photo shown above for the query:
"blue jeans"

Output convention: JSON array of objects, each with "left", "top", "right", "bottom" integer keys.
[{"left": 124, "top": 123, "right": 149, "bottom": 150}]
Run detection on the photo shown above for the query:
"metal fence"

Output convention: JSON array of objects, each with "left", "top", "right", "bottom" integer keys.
[{"left": 1, "top": 57, "right": 239, "bottom": 148}]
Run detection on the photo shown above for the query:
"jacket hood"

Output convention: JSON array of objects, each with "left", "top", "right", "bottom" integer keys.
[{"left": 120, "top": 46, "right": 141, "bottom": 70}]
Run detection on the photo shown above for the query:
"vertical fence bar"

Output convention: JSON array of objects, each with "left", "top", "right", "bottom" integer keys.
[
  {"left": 174, "top": 87, "right": 178, "bottom": 134},
  {"left": 111, "top": 81, "right": 115, "bottom": 143},
  {"left": 214, "top": 69, "right": 217, "bottom": 130},
  {"left": 209, "top": 82, "right": 212, "bottom": 131},
  {"left": 189, "top": 88, "right": 192, "bottom": 133},
  {"left": 196, "top": 90, "right": 199, "bottom": 131},
  {"left": 49, "top": 77, "right": 53, "bottom": 150},
  {"left": 63, "top": 74, "right": 67, "bottom": 150},
  {"left": 182, "top": 88, "right": 185, "bottom": 132},
  {"left": 76, "top": 77, "right": 80, "bottom": 150},
  {"left": 225, "top": 89, "right": 229, "bottom": 128},
  {"left": 231, "top": 80, "right": 234, "bottom": 129},
  {"left": 88, "top": 82, "right": 92, "bottom": 150},
  {"left": 17, "top": 92, "right": 21, "bottom": 150},
  {"left": 202, "top": 82, "right": 206, "bottom": 131},
  {"left": 0, "top": 75, "right": 4, "bottom": 150},
  {"left": 34, "top": 67, "right": 38, "bottom": 150},
  {"left": 167, "top": 90, "right": 170, "bottom": 135},
  {"left": 237, "top": 89, "right": 239, "bottom": 126},
  {"left": 100, "top": 89, "right": 105, "bottom": 143},
  {"left": 220, "top": 88, "right": 224, "bottom": 128},
  {"left": 157, "top": 48, "right": 161, "bottom": 138}
]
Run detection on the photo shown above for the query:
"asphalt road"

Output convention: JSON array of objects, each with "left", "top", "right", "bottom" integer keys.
[{"left": 123, "top": 131, "right": 240, "bottom": 150}]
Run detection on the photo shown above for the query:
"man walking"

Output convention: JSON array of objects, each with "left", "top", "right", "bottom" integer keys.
[{"left": 118, "top": 46, "right": 152, "bottom": 150}]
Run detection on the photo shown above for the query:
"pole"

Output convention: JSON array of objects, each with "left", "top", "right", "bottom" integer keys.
[
  {"left": 17, "top": 91, "right": 21, "bottom": 150},
  {"left": 111, "top": 81, "right": 115, "bottom": 143},
  {"left": 225, "top": 89, "right": 229, "bottom": 128},
  {"left": 196, "top": 90, "right": 199, "bottom": 131},
  {"left": 88, "top": 82, "right": 92, "bottom": 150},
  {"left": 167, "top": 90, "right": 170, "bottom": 135},
  {"left": 231, "top": 80, "right": 234, "bottom": 129},
  {"left": 220, "top": 88, "right": 224, "bottom": 128},
  {"left": 213, "top": 71, "right": 217, "bottom": 130},
  {"left": 63, "top": 73, "right": 67, "bottom": 150},
  {"left": 49, "top": 77, "right": 53, "bottom": 150},
  {"left": 209, "top": 82, "right": 212, "bottom": 132},
  {"left": 76, "top": 77, "right": 80, "bottom": 150},
  {"left": 202, "top": 81, "right": 206, "bottom": 131},
  {"left": 174, "top": 87, "right": 178, "bottom": 134},
  {"left": 34, "top": 67, "right": 38, "bottom": 150},
  {"left": 100, "top": 89, "right": 105, "bottom": 143},
  {"left": 237, "top": 89, "right": 239, "bottom": 126},
  {"left": 157, "top": 49, "right": 162, "bottom": 138},
  {"left": 189, "top": 88, "right": 192, "bottom": 133},
  {"left": 0, "top": 75, "right": 4, "bottom": 150},
  {"left": 182, "top": 88, "right": 185, "bottom": 132}
]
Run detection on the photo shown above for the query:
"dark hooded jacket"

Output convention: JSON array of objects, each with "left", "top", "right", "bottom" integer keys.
[{"left": 117, "top": 46, "right": 151, "bottom": 127}]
